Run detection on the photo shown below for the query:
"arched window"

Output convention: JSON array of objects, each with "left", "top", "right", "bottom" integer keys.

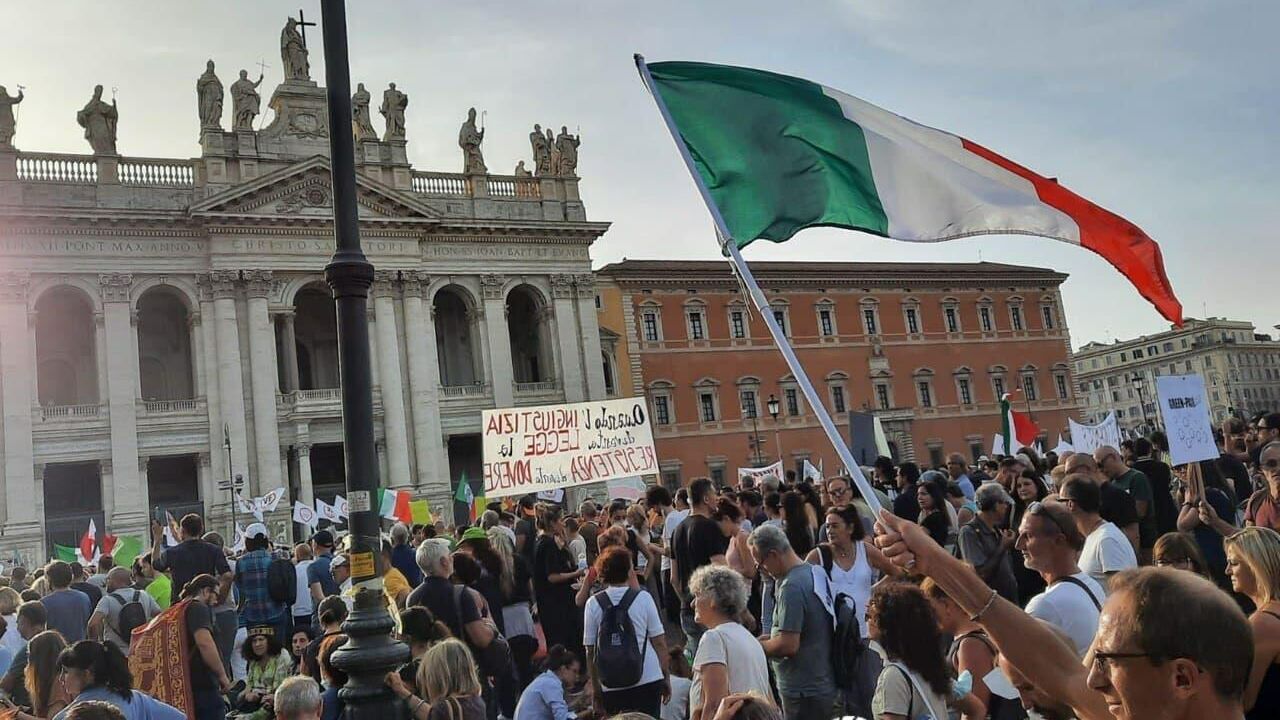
[
  {"left": 293, "top": 285, "right": 340, "bottom": 390},
  {"left": 136, "top": 288, "right": 194, "bottom": 400},
  {"left": 35, "top": 287, "right": 98, "bottom": 405},
  {"left": 434, "top": 286, "right": 480, "bottom": 386},
  {"left": 507, "top": 285, "right": 552, "bottom": 384}
]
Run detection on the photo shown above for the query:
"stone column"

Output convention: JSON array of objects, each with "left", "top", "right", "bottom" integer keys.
[
  {"left": 94, "top": 312, "right": 109, "bottom": 404},
  {"left": 575, "top": 273, "right": 608, "bottom": 399},
  {"left": 296, "top": 443, "right": 315, "bottom": 507},
  {"left": 196, "top": 278, "right": 225, "bottom": 507},
  {"left": 550, "top": 274, "right": 586, "bottom": 402},
  {"left": 480, "top": 274, "right": 515, "bottom": 407},
  {"left": 197, "top": 453, "right": 214, "bottom": 517},
  {"left": 99, "top": 273, "right": 147, "bottom": 533},
  {"left": 0, "top": 272, "right": 39, "bottom": 539},
  {"left": 209, "top": 271, "right": 249, "bottom": 489},
  {"left": 278, "top": 311, "right": 300, "bottom": 393},
  {"left": 401, "top": 272, "right": 446, "bottom": 493},
  {"left": 373, "top": 271, "right": 412, "bottom": 487},
  {"left": 100, "top": 459, "right": 116, "bottom": 527},
  {"left": 243, "top": 271, "right": 283, "bottom": 497}
]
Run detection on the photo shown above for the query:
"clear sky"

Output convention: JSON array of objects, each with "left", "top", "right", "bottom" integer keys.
[{"left": 3, "top": 1, "right": 1275, "bottom": 348}]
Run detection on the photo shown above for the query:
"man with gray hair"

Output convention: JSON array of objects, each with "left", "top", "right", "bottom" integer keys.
[
  {"left": 86, "top": 566, "right": 161, "bottom": 655},
  {"left": 408, "top": 539, "right": 494, "bottom": 652},
  {"left": 273, "top": 676, "right": 322, "bottom": 720},
  {"left": 389, "top": 522, "right": 421, "bottom": 586},
  {"left": 958, "top": 482, "right": 1019, "bottom": 602},
  {"left": 747, "top": 524, "right": 836, "bottom": 720}
]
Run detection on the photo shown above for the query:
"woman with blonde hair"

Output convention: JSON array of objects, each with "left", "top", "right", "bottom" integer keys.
[
  {"left": 1224, "top": 526, "right": 1280, "bottom": 719},
  {"left": 386, "top": 639, "right": 485, "bottom": 719}
]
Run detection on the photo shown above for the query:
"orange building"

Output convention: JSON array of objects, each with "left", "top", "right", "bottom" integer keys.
[{"left": 595, "top": 260, "right": 1080, "bottom": 487}]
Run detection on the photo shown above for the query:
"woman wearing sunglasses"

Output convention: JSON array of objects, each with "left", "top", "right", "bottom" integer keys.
[{"left": 1244, "top": 443, "right": 1280, "bottom": 533}]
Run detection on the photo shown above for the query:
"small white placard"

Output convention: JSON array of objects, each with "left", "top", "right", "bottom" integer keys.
[{"left": 1155, "top": 374, "right": 1218, "bottom": 466}]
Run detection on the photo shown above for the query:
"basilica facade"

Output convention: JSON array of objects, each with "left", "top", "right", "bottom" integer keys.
[{"left": 0, "top": 43, "right": 609, "bottom": 562}]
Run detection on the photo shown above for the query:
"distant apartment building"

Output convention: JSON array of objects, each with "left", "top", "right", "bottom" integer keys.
[
  {"left": 595, "top": 260, "right": 1079, "bottom": 487},
  {"left": 1072, "top": 317, "right": 1280, "bottom": 433}
]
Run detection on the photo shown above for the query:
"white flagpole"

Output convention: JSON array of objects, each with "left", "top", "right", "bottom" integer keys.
[{"left": 635, "top": 55, "right": 882, "bottom": 515}]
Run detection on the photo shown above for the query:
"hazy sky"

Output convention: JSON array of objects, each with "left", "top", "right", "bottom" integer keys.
[{"left": 3, "top": 1, "right": 1275, "bottom": 348}]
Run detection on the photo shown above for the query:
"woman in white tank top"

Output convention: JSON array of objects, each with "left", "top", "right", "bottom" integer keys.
[{"left": 805, "top": 503, "right": 903, "bottom": 638}]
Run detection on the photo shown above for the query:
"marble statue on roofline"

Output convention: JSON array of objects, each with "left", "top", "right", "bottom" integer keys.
[
  {"left": 380, "top": 83, "right": 408, "bottom": 141},
  {"left": 196, "top": 60, "right": 223, "bottom": 129},
  {"left": 530, "top": 123, "right": 551, "bottom": 176},
  {"left": 459, "top": 107, "right": 486, "bottom": 174},
  {"left": 352, "top": 83, "right": 377, "bottom": 141},
  {"left": 281, "top": 17, "right": 310, "bottom": 81},
  {"left": 230, "top": 70, "right": 264, "bottom": 132},
  {"left": 77, "top": 85, "right": 117, "bottom": 155},
  {"left": 0, "top": 86, "right": 24, "bottom": 149}
]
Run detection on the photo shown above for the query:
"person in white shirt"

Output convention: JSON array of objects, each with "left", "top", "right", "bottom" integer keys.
[
  {"left": 583, "top": 545, "right": 670, "bottom": 718},
  {"left": 685, "top": 564, "right": 770, "bottom": 720},
  {"left": 291, "top": 543, "right": 315, "bottom": 630},
  {"left": 660, "top": 489, "right": 691, "bottom": 624},
  {"left": 1014, "top": 497, "right": 1107, "bottom": 655},
  {"left": 1060, "top": 474, "right": 1137, "bottom": 590}
]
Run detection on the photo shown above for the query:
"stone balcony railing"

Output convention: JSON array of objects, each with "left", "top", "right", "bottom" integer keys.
[
  {"left": 14, "top": 151, "right": 195, "bottom": 187},
  {"left": 515, "top": 380, "right": 560, "bottom": 393},
  {"left": 409, "top": 171, "right": 541, "bottom": 200},
  {"left": 440, "top": 383, "right": 491, "bottom": 398},
  {"left": 140, "top": 398, "right": 204, "bottom": 415},
  {"left": 35, "top": 403, "right": 104, "bottom": 421}
]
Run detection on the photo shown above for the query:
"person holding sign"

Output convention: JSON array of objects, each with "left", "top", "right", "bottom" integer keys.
[{"left": 1177, "top": 460, "right": 1240, "bottom": 587}]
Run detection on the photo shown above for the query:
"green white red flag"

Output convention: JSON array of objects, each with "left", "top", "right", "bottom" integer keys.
[
  {"left": 642, "top": 60, "right": 1183, "bottom": 324},
  {"left": 1001, "top": 395, "right": 1041, "bottom": 454}
]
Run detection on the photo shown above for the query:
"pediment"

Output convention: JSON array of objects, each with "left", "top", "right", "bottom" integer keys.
[{"left": 190, "top": 156, "right": 440, "bottom": 222}]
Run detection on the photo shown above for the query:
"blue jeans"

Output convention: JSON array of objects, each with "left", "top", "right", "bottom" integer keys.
[{"left": 193, "top": 687, "right": 226, "bottom": 720}]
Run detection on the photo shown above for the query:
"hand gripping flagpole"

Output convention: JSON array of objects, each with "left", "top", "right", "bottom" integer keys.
[{"left": 635, "top": 54, "right": 882, "bottom": 515}]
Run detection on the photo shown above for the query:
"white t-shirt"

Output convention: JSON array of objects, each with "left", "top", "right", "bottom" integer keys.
[
  {"left": 690, "top": 621, "right": 772, "bottom": 715},
  {"left": 583, "top": 586, "right": 665, "bottom": 690},
  {"left": 661, "top": 509, "right": 689, "bottom": 572},
  {"left": 1025, "top": 572, "right": 1107, "bottom": 656},
  {"left": 1079, "top": 522, "right": 1137, "bottom": 588},
  {"left": 661, "top": 676, "right": 692, "bottom": 720},
  {"left": 293, "top": 559, "right": 314, "bottom": 615}
]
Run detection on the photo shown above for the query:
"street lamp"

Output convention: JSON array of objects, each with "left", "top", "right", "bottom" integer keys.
[
  {"left": 744, "top": 399, "right": 764, "bottom": 467},
  {"left": 319, "top": 0, "right": 409, "bottom": 714},
  {"left": 767, "top": 394, "right": 783, "bottom": 468},
  {"left": 1131, "top": 372, "right": 1150, "bottom": 433},
  {"left": 215, "top": 423, "right": 244, "bottom": 536}
]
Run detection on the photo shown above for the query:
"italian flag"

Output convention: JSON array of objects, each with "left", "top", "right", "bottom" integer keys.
[
  {"left": 1001, "top": 395, "right": 1041, "bottom": 454},
  {"left": 643, "top": 60, "right": 1182, "bottom": 323}
]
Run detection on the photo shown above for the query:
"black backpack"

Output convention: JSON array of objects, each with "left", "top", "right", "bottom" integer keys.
[
  {"left": 818, "top": 544, "right": 866, "bottom": 691},
  {"left": 267, "top": 557, "right": 297, "bottom": 605},
  {"left": 593, "top": 588, "right": 644, "bottom": 688},
  {"left": 109, "top": 590, "right": 148, "bottom": 647}
]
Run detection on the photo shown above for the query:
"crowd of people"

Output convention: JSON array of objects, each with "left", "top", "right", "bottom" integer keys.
[{"left": 0, "top": 412, "right": 1278, "bottom": 720}]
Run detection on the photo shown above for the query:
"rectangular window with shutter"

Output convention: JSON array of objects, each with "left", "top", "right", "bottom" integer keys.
[
  {"left": 819, "top": 309, "right": 834, "bottom": 336},
  {"left": 832, "top": 385, "right": 846, "bottom": 413},
  {"left": 875, "top": 384, "right": 891, "bottom": 410},
  {"left": 945, "top": 308, "right": 959, "bottom": 333},
  {"left": 958, "top": 379, "right": 972, "bottom": 405},
  {"left": 699, "top": 392, "right": 716, "bottom": 422},
  {"left": 643, "top": 313, "right": 659, "bottom": 342},
  {"left": 906, "top": 308, "right": 919, "bottom": 334},
  {"left": 864, "top": 309, "right": 878, "bottom": 335},
  {"left": 689, "top": 312, "right": 704, "bottom": 340},
  {"left": 785, "top": 388, "right": 800, "bottom": 416},
  {"left": 918, "top": 382, "right": 933, "bottom": 407},
  {"left": 980, "top": 307, "right": 993, "bottom": 332},
  {"left": 730, "top": 311, "right": 745, "bottom": 338}
]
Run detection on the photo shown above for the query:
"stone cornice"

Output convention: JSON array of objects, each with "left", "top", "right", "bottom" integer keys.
[{"left": 605, "top": 273, "right": 1065, "bottom": 292}]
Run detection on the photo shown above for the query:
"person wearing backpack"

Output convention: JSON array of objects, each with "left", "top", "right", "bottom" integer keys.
[
  {"left": 234, "top": 524, "right": 290, "bottom": 644},
  {"left": 583, "top": 546, "right": 670, "bottom": 718},
  {"left": 87, "top": 567, "right": 161, "bottom": 656}
]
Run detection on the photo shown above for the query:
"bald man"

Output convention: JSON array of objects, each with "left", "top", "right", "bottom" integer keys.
[
  {"left": 1064, "top": 452, "right": 1139, "bottom": 556},
  {"left": 87, "top": 566, "right": 162, "bottom": 655}
]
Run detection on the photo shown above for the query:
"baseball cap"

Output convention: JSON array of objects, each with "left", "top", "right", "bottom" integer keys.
[
  {"left": 459, "top": 527, "right": 488, "bottom": 543},
  {"left": 310, "top": 530, "right": 335, "bottom": 547},
  {"left": 244, "top": 523, "right": 269, "bottom": 540}
]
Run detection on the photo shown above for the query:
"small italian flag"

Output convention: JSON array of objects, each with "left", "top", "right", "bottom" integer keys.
[
  {"left": 1001, "top": 394, "right": 1041, "bottom": 455},
  {"left": 455, "top": 472, "right": 487, "bottom": 523},
  {"left": 642, "top": 60, "right": 1182, "bottom": 324},
  {"left": 380, "top": 489, "right": 413, "bottom": 525}
]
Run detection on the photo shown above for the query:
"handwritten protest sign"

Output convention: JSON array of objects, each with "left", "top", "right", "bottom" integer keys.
[
  {"left": 1068, "top": 412, "right": 1122, "bottom": 454},
  {"left": 482, "top": 397, "right": 657, "bottom": 499},
  {"left": 1155, "top": 374, "right": 1218, "bottom": 466},
  {"left": 737, "top": 461, "right": 783, "bottom": 486}
]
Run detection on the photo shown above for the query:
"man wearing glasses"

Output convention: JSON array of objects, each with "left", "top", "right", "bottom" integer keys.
[
  {"left": 1016, "top": 500, "right": 1106, "bottom": 656},
  {"left": 874, "top": 510, "right": 1254, "bottom": 720},
  {"left": 1244, "top": 442, "right": 1280, "bottom": 531}
]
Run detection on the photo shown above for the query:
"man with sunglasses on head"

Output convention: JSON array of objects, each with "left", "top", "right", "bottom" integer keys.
[
  {"left": 1015, "top": 498, "right": 1106, "bottom": 656},
  {"left": 1244, "top": 441, "right": 1280, "bottom": 531}
]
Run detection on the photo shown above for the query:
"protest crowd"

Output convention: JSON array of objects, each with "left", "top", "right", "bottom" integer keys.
[{"left": 0, "top": 413, "right": 1277, "bottom": 720}]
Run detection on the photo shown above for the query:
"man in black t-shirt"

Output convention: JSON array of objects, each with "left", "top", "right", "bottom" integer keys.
[
  {"left": 671, "top": 477, "right": 729, "bottom": 655},
  {"left": 180, "top": 574, "right": 233, "bottom": 720},
  {"left": 514, "top": 495, "right": 538, "bottom": 570},
  {"left": 150, "top": 513, "right": 233, "bottom": 605},
  {"left": 406, "top": 538, "right": 493, "bottom": 652}
]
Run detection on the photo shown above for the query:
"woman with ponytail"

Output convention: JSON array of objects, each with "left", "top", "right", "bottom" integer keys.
[{"left": 52, "top": 640, "right": 184, "bottom": 720}]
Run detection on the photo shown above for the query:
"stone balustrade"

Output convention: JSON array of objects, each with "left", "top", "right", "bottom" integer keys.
[
  {"left": 141, "top": 398, "right": 202, "bottom": 414},
  {"left": 410, "top": 171, "right": 471, "bottom": 196},
  {"left": 15, "top": 152, "right": 99, "bottom": 183},
  {"left": 36, "top": 403, "right": 103, "bottom": 421},
  {"left": 120, "top": 157, "right": 196, "bottom": 187},
  {"left": 515, "top": 380, "right": 560, "bottom": 393},
  {"left": 440, "top": 383, "right": 491, "bottom": 397}
]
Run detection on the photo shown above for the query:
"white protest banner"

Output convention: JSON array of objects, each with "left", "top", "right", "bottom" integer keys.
[
  {"left": 738, "top": 461, "right": 783, "bottom": 486},
  {"left": 316, "top": 498, "right": 340, "bottom": 524},
  {"left": 606, "top": 476, "right": 648, "bottom": 501},
  {"left": 802, "top": 459, "right": 823, "bottom": 483},
  {"left": 483, "top": 397, "right": 657, "bottom": 499},
  {"left": 536, "top": 488, "right": 565, "bottom": 503},
  {"left": 334, "top": 494, "right": 349, "bottom": 519},
  {"left": 292, "top": 501, "right": 317, "bottom": 528},
  {"left": 1068, "top": 412, "right": 1122, "bottom": 454},
  {"left": 260, "top": 487, "right": 286, "bottom": 513},
  {"left": 991, "top": 434, "right": 1006, "bottom": 457},
  {"left": 1155, "top": 374, "right": 1218, "bottom": 466},
  {"left": 236, "top": 492, "right": 262, "bottom": 521},
  {"left": 1052, "top": 435, "right": 1074, "bottom": 455}
]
